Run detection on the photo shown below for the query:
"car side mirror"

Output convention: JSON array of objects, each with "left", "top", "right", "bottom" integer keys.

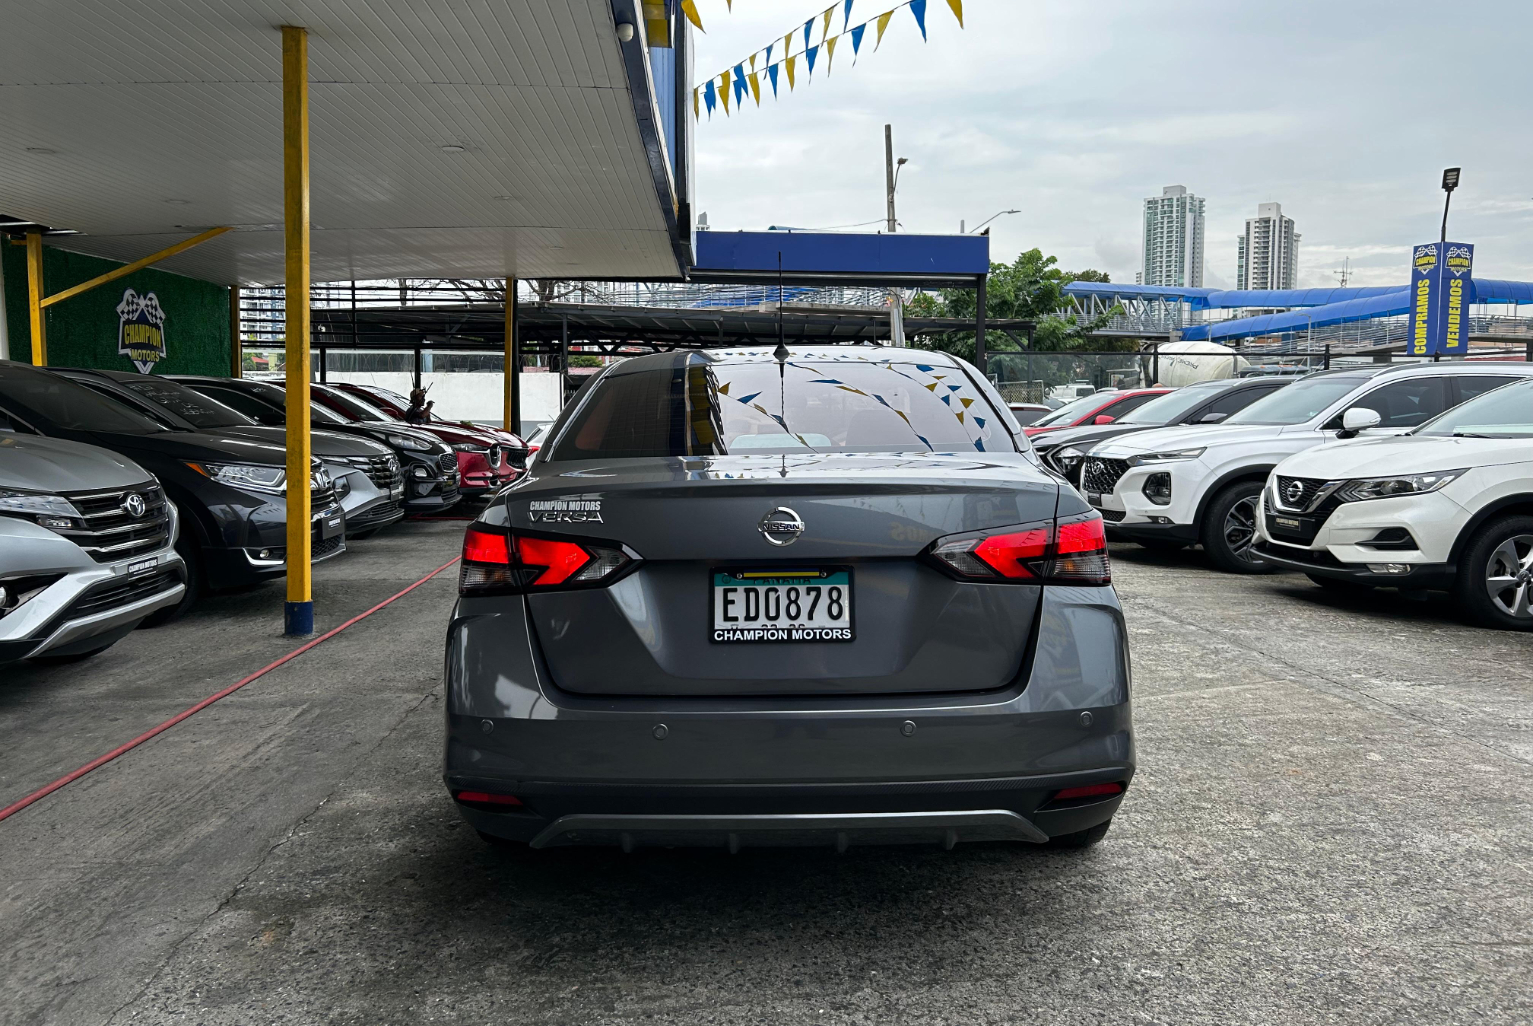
[
  {"left": 1198, "top": 412, "right": 1229, "bottom": 424},
  {"left": 1092, "top": 414, "right": 1115, "bottom": 425},
  {"left": 1337, "top": 406, "right": 1382, "bottom": 439}
]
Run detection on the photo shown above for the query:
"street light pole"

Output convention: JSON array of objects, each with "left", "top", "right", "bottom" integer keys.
[
  {"left": 885, "top": 124, "right": 906, "bottom": 347},
  {"left": 1440, "top": 167, "right": 1460, "bottom": 244},
  {"left": 966, "top": 209, "right": 1020, "bottom": 234}
]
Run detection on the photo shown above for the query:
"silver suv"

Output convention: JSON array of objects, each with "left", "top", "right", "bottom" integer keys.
[{"left": 0, "top": 434, "right": 186, "bottom": 666}]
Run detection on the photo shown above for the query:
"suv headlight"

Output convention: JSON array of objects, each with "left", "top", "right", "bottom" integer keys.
[
  {"left": 1130, "top": 448, "right": 1206, "bottom": 465},
  {"left": 386, "top": 433, "right": 434, "bottom": 452},
  {"left": 1336, "top": 470, "right": 1464, "bottom": 502},
  {"left": 0, "top": 489, "right": 82, "bottom": 526},
  {"left": 1050, "top": 446, "right": 1086, "bottom": 475},
  {"left": 451, "top": 442, "right": 488, "bottom": 453},
  {"left": 189, "top": 462, "right": 287, "bottom": 495}
]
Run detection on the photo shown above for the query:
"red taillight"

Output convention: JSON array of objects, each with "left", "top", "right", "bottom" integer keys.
[
  {"left": 515, "top": 536, "right": 593, "bottom": 586},
  {"left": 454, "top": 790, "right": 523, "bottom": 807},
  {"left": 927, "top": 512, "right": 1110, "bottom": 585},
  {"left": 459, "top": 523, "right": 635, "bottom": 595},
  {"left": 972, "top": 528, "right": 1051, "bottom": 579},
  {"left": 1051, "top": 782, "right": 1124, "bottom": 802},
  {"left": 463, "top": 524, "right": 511, "bottom": 564}
]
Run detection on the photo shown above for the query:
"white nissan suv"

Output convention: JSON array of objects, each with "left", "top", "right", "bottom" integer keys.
[
  {"left": 1254, "top": 377, "right": 1533, "bottom": 630},
  {"left": 1077, "top": 363, "right": 1533, "bottom": 573}
]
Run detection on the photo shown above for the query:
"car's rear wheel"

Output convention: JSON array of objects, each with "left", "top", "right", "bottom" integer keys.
[
  {"left": 1455, "top": 515, "right": 1533, "bottom": 631},
  {"left": 1201, "top": 481, "right": 1275, "bottom": 575},
  {"left": 1047, "top": 819, "right": 1112, "bottom": 848}
]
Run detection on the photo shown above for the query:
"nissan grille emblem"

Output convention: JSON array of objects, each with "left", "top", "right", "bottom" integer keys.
[
  {"left": 1283, "top": 480, "right": 1306, "bottom": 506},
  {"left": 758, "top": 506, "right": 805, "bottom": 547},
  {"left": 123, "top": 493, "right": 147, "bottom": 518}
]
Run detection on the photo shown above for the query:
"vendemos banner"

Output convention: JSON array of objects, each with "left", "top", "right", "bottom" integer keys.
[{"left": 1408, "top": 241, "right": 1474, "bottom": 356}]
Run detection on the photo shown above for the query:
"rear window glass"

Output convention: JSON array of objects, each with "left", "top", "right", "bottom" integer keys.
[
  {"left": 0, "top": 368, "right": 164, "bottom": 434},
  {"left": 548, "top": 355, "right": 1012, "bottom": 460}
]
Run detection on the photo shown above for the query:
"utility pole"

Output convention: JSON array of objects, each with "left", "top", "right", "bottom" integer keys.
[{"left": 884, "top": 124, "right": 905, "bottom": 347}]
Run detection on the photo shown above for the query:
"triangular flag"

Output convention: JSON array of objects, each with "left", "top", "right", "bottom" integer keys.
[
  {"left": 786, "top": 55, "right": 796, "bottom": 90},
  {"left": 692, "top": 86, "right": 700, "bottom": 120},
  {"left": 911, "top": 0, "right": 928, "bottom": 40},
  {"left": 784, "top": 31, "right": 794, "bottom": 58},
  {"left": 767, "top": 62, "right": 779, "bottom": 97},
  {"left": 805, "top": 43, "right": 819, "bottom": 75},
  {"left": 850, "top": 22, "right": 866, "bottom": 57},
  {"left": 732, "top": 63, "right": 747, "bottom": 106},
  {"left": 946, "top": 0, "right": 963, "bottom": 27},
  {"left": 874, "top": 10, "right": 893, "bottom": 48},
  {"left": 719, "top": 70, "right": 731, "bottom": 113},
  {"left": 679, "top": 0, "right": 703, "bottom": 32},
  {"left": 844, "top": 0, "right": 856, "bottom": 30},
  {"left": 825, "top": 35, "right": 838, "bottom": 74},
  {"left": 821, "top": 6, "right": 835, "bottom": 40},
  {"left": 803, "top": 19, "right": 813, "bottom": 49},
  {"left": 765, "top": 42, "right": 774, "bottom": 65},
  {"left": 703, "top": 79, "right": 716, "bottom": 117},
  {"left": 749, "top": 53, "right": 756, "bottom": 71},
  {"left": 747, "top": 70, "right": 761, "bottom": 106}
]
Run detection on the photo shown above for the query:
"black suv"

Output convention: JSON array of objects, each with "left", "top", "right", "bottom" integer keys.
[
  {"left": 0, "top": 361, "right": 345, "bottom": 619},
  {"left": 171, "top": 376, "right": 461, "bottom": 513},
  {"left": 56, "top": 368, "right": 405, "bottom": 538}
]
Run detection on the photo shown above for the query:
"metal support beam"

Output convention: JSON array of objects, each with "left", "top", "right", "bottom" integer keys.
[
  {"left": 559, "top": 312, "right": 570, "bottom": 409},
  {"left": 973, "top": 274, "right": 987, "bottom": 376},
  {"left": 25, "top": 231, "right": 46, "bottom": 366},
  {"left": 230, "top": 285, "right": 242, "bottom": 377},
  {"left": 38, "top": 227, "right": 233, "bottom": 309},
  {"left": 281, "top": 24, "right": 313, "bottom": 637}
]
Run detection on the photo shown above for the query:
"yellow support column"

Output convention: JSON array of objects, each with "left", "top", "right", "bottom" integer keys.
[
  {"left": 25, "top": 231, "right": 46, "bottom": 366},
  {"left": 282, "top": 25, "right": 313, "bottom": 635}
]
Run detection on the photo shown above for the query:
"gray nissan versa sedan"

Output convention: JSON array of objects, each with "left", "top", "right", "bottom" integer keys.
[{"left": 445, "top": 346, "right": 1133, "bottom": 852}]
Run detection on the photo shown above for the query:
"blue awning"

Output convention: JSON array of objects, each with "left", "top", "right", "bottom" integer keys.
[
  {"left": 1062, "top": 281, "right": 1219, "bottom": 310},
  {"left": 1471, "top": 278, "right": 1533, "bottom": 304},
  {"left": 1181, "top": 290, "right": 1411, "bottom": 341},
  {"left": 692, "top": 230, "right": 989, "bottom": 286},
  {"left": 1204, "top": 286, "right": 1409, "bottom": 308}
]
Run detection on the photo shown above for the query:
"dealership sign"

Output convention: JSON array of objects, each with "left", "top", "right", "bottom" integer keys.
[
  {"left": 1408, "top": 241, "right": 1473, "bottom": 357},
  {"left": 116, "top": 289, "right": 168, "bottom": 373}
]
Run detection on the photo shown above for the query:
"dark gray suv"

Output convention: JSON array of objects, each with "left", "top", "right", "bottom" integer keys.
[{"left": 445, "top": 347, "right": 1134, "bottom": 852}]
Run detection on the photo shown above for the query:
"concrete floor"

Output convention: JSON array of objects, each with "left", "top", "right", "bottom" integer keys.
[{"left": 1, "top": 526, "right": 1530, "bottom": 1026}]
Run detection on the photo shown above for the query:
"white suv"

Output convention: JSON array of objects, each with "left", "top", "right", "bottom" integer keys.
[
  {"left": 1077, "top": 363, "right": 1533, "bottom": 573},
  {"left": 1254, "top": 377, "right": 1533, "bottom": 630}
]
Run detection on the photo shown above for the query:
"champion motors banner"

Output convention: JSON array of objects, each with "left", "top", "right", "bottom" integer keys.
[{"left": 1408, "top": 241, "right": 1474, "bottom": 357}]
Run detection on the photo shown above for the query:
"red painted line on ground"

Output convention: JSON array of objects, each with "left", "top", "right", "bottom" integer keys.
[{"left": 0, "top": 557, "right": 462, "bottom": 826}]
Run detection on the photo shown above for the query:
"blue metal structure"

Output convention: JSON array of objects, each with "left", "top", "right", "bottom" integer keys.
[{"left": 692, "top": 230, "right": 990, "bottom": 286}]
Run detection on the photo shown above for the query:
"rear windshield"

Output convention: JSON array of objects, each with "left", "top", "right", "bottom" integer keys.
[
  {"left": 0, "top": 368, "right": 165, "bottom": 434},
  {"left": 547, "top": 356, "right": 1012, "bottom": 460},
  {"left": 117, "top": 377, "right": 255, "bottom": 429},
  {"left": 313, "top": 386, "right": 394, "bottom": 423},
  {"left": 1030, "top": 392, "right": 1108, "bottom": 427},
  {"left": 1224, "top": 375, "right": 1369, "bottom": 425}
]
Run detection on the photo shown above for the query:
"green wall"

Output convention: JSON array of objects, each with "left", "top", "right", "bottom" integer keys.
[{"left": 2, "top": 242, "right": 233, "bottom": 374}]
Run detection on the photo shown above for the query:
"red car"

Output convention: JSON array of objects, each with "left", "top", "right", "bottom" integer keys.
[
  {"left": 311, "top": 384, "right": 526, "bottom": 495},
  {"left": 1022, "top": 388, "right": 1172, "bottom": 437}
]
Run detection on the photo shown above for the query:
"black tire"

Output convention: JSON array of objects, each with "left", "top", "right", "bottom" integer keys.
[
  {"left": 1305, "top": 572, "right": 1374, "bottom": 592},
  {"left": 1047, "top": 819, "right": 1112, "bottom": 848},
  {"left": 1200, "top": 481, "right": 1275, "bottom": 575},
  {"left": 140, "top": 531, "right": 201, "bottom": 628},
  {"left": 1453, "top": 515, "right": 1533, "bottom": 631}
]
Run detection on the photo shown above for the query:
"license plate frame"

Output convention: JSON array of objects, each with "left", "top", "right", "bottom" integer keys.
[
  {"left": 710, "top": 567, "right": 854, "bottom": 644},
  {"left": 126, "top": 557, "right": 156, "bottom": 576}
]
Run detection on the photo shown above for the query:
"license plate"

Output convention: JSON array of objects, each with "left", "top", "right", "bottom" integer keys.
[
  {"left": 711, "top": 569, "right": 853, "bottom": 643},
  {"left": 1275, "top": 516, "right": 1301, "bottom": 530},
  {"left": 127, "top": 558, "right": 156, "bottom": 576}
]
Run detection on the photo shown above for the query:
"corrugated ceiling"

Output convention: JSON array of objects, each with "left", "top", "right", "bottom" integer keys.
[{"left": 0, "top": 0, "right": 680, "bottom": 284}]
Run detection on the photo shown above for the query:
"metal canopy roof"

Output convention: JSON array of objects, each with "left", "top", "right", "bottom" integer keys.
[
  {"left": 691, "top": 230, "right": 990, "bottom": 287},
  {"left": 0, "top": 0, "right": 683, "bottom": 285},
  {"left": 309, "top": 302, "right": 1032, "bottom": 352}
]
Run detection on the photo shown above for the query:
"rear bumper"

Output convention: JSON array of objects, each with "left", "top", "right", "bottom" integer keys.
[{"left": 443, "top": 585, "right": 1134, "bottom": 846}]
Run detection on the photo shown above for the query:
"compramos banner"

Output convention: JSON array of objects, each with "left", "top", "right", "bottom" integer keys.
[{"left": 1408, "top": 241, "right": 1474, "bottom": 357}]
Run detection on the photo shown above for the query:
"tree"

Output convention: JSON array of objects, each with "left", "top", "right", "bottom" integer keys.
[{"left": 907, "top": 249, "right": 1129, "bottom": 361}]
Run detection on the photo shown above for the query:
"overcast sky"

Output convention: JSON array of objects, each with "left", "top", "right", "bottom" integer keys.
[{"left": 690, "top": 0, "right": 1533, "bottom": 289}]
